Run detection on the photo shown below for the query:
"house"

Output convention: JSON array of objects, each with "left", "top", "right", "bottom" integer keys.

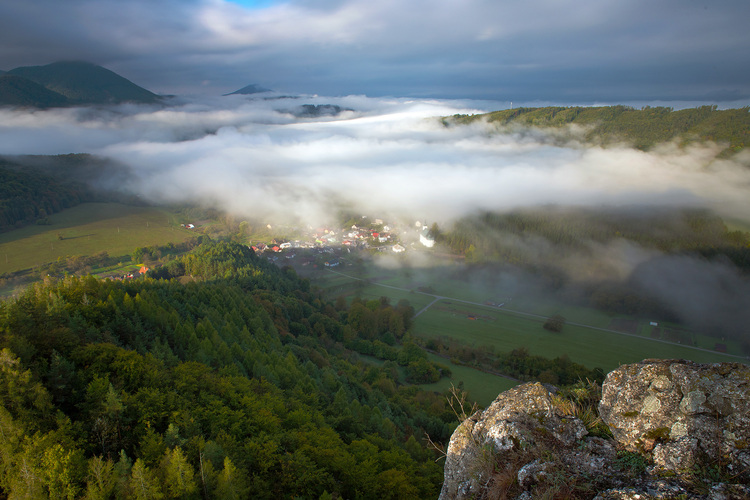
[
  {"left": 392, "top": 244, "right": 405, "bottom": 253},
  {"left": 420, "top": 227, "right": 435, "bottom": 248},
  {"left": 279, "top": 242, "right": 292, "bottom": 249},
  {"left": 139, "top": 266, "right": 149, "bottom": 275}
]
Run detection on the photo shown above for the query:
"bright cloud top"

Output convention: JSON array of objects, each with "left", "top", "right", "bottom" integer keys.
[{"left": 1, "top": 96, "right": 749, "bottom": 226}]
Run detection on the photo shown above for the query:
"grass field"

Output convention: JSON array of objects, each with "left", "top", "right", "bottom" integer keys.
[
  {"left": 315, "top": 262, "right": 748, "bottom": 374},
  {"left": 419, "top": 352, "right": 518, "bottom": 407},
  {"left": 0, "top": 203, "right": 195, "bottom": 275},
  {"left": 413, "top": 300, "right": 743, "bottom": 372}
]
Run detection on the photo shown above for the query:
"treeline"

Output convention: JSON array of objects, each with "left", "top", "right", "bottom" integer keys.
[
  {"left": 0, "top": 154, "right": 143, "bottom": 233},
  {"left": 445, "top": 105, "right": 750, "bottom": 153},
  {"left": 0, "top": 160, "right": 91, "bottom": 231},
  {"left": 0, "top": 240, "right": 458, "bottom": 499},
  {"left": 424, "top": 337, "right": 603, "bottom": 387}
]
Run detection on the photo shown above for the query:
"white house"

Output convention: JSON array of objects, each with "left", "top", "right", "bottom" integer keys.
[{"left": 420, "top": 227, "right": 435, "bottom": 248}]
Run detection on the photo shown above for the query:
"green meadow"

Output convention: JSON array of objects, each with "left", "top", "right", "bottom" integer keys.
[
  {"left": 0, "top": 202, "right": 195, "bottom": 275},
  {"left": 413, "top": 301, "right": 742, "bottom": 372},
  {"left": 419, "top": 352, "right": 518, "bottom": 408},
  {"left": 318, "top": 262, "right": 747, "bottom": 374}
]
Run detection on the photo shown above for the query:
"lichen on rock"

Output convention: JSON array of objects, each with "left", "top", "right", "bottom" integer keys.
[
  {"left": 599, "top": 359, "right": 750, "bottom": 476},
  {"left": 439, "top": 359, "right": 750, "bottom": 499}
]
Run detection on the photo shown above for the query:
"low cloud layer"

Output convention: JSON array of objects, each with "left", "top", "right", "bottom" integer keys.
[{"left": 2, "top": 96, "right": 750, "bottom": 228}]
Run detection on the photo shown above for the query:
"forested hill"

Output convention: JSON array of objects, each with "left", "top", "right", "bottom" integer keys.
[
  {"left": 0, "top": 154, "right": 137, "bottom": 232},
  {"left": 0, "top": 240, "right": 457, "bottom": 499},
  {"left": 6, "top": 61, "right": 161, "bottom": 106},
  {"left": 0, "top": 158, "right": 92, "bottom": 232},
  {"left": 444, "top": 105, "right": 750, "bottom": 152}
]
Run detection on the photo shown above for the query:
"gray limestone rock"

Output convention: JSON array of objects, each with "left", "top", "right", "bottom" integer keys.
[
  {"left": 440, "top": 360, "right": 750, "bottom": 499},
  {"left": 599, "top": 359, "right": 750, "bottom": 477},
  {"left": 438, "top": 382, "right": 589, "bottom": 500}
]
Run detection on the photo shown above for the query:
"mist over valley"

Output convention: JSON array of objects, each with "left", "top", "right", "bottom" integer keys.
[
  {"left": 2, "top": 0, "right": 750, "bottom": 495},
  {"left": 2, "top": 92, "right": 749, "bottom": 357}
]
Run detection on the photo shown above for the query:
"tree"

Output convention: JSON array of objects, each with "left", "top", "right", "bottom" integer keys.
[
  {"left": 543, "top": 315, "right": 566, "bottom": 333},
  {"left": 41, "top": 443, "right": 85, "bottom": 500},
  {"left": 216, "top": 457, "right": 248, "bottom": 500},
  {"left": 129, "top": 459, "right": 164, "bottom": 500},
  {"left": 160, "top": 446, "right": 197, "bottom": 498},
  {"left": 83, "top": 455, "right": 116, "bottom": 500}
]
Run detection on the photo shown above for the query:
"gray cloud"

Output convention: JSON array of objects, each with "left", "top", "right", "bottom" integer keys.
[{"left": 1, "top": 0, "right": 749, "bottom": 100}]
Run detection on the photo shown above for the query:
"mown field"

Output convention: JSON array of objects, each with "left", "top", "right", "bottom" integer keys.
[
  {"left": 0, "top": 202, "right": 195, "bottom": 275},
  {"left": 313, "top": 259, "right": 747, "bottom": 404},
  {"left": 413, "top": 300, "right": 742, "bottom": 371}
]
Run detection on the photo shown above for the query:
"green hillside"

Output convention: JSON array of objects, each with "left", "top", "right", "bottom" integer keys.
[
  {"left": 0, "top": 154, "right": 139, "bottom": 233},
  {"left": 0, "top": 159, "right": 92, "bottom": 232},
  {"left": 0, "top": 202, "right": 194, "bottom": 275},
  {"left": 0, "top": 240, "right": 452, "bottom": 499},
  {"left": 0, "top": 74, "right": 70, "bottom": 107},
  {"left": 445, "top": 105, "right": 750, "bottom": 153},
  {"left": 7, "top": 61, "right": 160, "bottom": 105}
]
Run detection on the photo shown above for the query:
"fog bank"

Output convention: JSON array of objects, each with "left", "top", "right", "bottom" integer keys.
[{"left": 1, "top": 96, "right": 749, "bottom": 227}]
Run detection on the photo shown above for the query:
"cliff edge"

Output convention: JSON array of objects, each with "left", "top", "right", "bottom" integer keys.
[{"left": 439, "top": 359, "right": 750, "bottom": 499}]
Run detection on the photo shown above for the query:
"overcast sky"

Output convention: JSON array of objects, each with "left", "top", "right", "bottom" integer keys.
[{"left": 1, "top": 0, "right": 749, "bottom": 101}]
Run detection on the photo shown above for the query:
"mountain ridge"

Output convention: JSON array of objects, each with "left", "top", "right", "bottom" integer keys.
[
  {"left": 0, "top": 74, "right": 71, "bottom": 108},
  {"left": 444, "top": 105, "right": 750, "bottom": 153},
  {"left": 2, "top": 61, "right": 160, "bottom": 107}
]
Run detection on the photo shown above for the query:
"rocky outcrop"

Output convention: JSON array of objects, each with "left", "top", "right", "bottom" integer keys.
[
  {"left": 439, "top": 360, "right": 750, "bottom": 499},
  {"left": 599, "top": 359, "right": 750, "bottom": 479}
]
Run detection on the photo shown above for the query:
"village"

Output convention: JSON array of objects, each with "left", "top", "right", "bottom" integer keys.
[
  {"left": 78, "top": 216, "right": 439, "bottom": 283},
  {"left": 248, "top": 216, "right": 437, "bottom": 270}
]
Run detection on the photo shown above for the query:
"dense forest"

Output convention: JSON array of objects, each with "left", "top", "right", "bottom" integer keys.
[
  {"left": 0, "top": 240, "right": 470, "bottom": 499},
  {"left": 0, "top": 154, "right": 137, "bottom": 233},
  {"left": 444, "top": 105, "right": 750, "bottom": 153},
  {"left": 0, "top": 160, "right": 92, "bottom": 231}
]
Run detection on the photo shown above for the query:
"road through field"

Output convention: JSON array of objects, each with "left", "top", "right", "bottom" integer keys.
[{"left": 325, "top": 268, "right": 747, "bottom": 362}]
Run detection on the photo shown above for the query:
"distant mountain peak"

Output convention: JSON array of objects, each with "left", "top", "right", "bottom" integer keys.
[{"left": 224, "top": 83, "right": 272, "bottom": 96}]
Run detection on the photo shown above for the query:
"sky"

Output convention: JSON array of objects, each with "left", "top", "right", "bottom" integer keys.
[{"left": 1, "top": 0, "right": 750, "bottom": 101}]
